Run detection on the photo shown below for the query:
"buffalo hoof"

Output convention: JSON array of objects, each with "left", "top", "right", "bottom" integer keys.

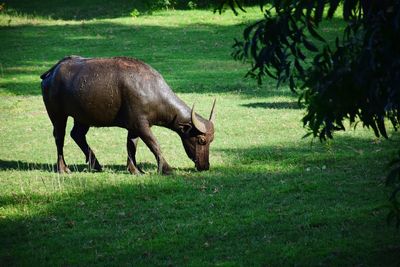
[
  {"left": 161, "top": 166, "right": 173, "bottom": 175},
  {"left": 57, "top": 156, "right": 71, "bottom": 174},
  {"left": 127, "top": 164, "right": 144, "bottom": 175},
  {"left": 89, "top": 164, "right": 102, "bottom": 172},
  {"left": 88, "top": 159, "right": 102, "bottom": 172},
  {"left": 127, "top": 160, "right": 145, "bottom": 175},
  {"left": 57, "top": 166, "right": 71, "bottom": 174}
]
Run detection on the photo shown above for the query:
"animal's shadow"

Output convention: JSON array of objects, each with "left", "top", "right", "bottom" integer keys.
[
  {"left": 241, "top": 101, "right": 301, "bottom": 110},
  {"left": 0, "top": 159, "right": 157, "bottom": 174}
]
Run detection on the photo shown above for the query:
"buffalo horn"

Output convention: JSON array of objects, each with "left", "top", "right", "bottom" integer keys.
[
  {"left": 191, "top": 104, "right": 207, "bottom": 133},
  {"left": 209, "top": 99, "right": 216, "bottom": 123}
]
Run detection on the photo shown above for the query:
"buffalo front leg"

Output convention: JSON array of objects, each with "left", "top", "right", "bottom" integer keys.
[
  {"left": 127, "top": 131, "right": 145, "bottom": 174},
  {"left": 70, "top": 121, "right": 102, "bottom": 172},
  {"left": 52, "top": 116, "right": 71, "bottom": 174},
  {"left": 139, "top": 127, "right": 172, "bottom": 175}
]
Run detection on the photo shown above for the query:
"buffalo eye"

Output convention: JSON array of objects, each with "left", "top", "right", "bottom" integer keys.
[{"left": 198, "top": 136, "right": 207, "bottom": 145}]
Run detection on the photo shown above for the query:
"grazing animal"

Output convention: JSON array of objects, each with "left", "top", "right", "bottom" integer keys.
[{"left": 40, "top": 56, "right": 215, "bottom": 175}]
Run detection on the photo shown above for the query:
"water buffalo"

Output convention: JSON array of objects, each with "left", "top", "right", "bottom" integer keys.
[{"left": 40, "top": 56, "right": 215, "bottom": 175}]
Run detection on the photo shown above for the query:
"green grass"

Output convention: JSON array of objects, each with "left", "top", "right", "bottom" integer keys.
[{"left": 1, "top": 3, "right": 399, "bottom": 266}]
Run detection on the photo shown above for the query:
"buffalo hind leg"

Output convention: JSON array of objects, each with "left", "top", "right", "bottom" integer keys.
[
  {"left": 70, "top": 121, "right": 102, "bottom": 172},
  {"left": 127, "top": 131, "right": 145, "bottom": 174},
  {"left": 53, "top": 116, "right": 71, "bottom": 174},
  {"left": 139, "top": 126, "right": 172, "bottom": 175}
]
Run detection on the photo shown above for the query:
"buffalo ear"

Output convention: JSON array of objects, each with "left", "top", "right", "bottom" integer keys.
[
  {"left": 191, "top": 104, "right": 207, "bottom": 133},
  {"left": 178, "top": 122, "right": 192, "bottom": 135}
]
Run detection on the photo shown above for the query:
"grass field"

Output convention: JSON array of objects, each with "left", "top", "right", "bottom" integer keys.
[{"left": 1, "top": 2, "right": 400, "bottom": 266}]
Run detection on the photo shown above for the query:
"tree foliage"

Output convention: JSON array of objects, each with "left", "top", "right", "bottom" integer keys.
[{"left": 216, "top": 0, "right": 400, "bottom": 226}]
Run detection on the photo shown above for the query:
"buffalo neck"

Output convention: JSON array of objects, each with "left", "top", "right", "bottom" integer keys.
[{"left": 157, "top": 93, "right": 192, "bottom": 133}]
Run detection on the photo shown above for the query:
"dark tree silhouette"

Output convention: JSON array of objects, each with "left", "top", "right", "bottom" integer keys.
[{"left": 216, "top": 0, "right": 400, "bottom": 227}]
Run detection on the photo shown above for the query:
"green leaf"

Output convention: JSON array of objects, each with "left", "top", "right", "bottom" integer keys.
[
  {"left": 303, "top": 38, "right": 319, "bottom": 52},
  {"left": 307, "top": 21, "right": 326, "bottom": 43}
]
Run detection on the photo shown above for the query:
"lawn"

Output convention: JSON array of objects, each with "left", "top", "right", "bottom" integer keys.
[{"left": 0, "top": 2, "right": 399, "bottom": 266}]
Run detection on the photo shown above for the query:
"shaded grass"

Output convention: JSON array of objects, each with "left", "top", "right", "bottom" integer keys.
[
  {"left": 1, "top": 5, "right": 399, "bottom": 267},
  {"left": 3, "top": 0, "right": 149, "bottom": 20},
  {"left": 0, "top": 153, "right": 398, "bottom": 266}
]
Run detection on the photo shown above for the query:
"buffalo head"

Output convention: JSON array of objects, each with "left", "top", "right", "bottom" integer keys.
[{"left": 179, "top": 100, "right": 216, "bottom": 171}]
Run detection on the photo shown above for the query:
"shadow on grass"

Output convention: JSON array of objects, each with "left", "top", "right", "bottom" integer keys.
[
  {"left": 1, "top": 136, "right": 399, "bottom": 265},
  {"left": 1, "top": 169, "right": 398, "bottom": 265},
  {"left": 3, "top": 0, "right": 153, "bottom": 20},
  {"left": 241, "top": 101, "right": 301, "bottom": 110},
  {"left": 0, "top": 159, "right": 156, "bottom": 173}
]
